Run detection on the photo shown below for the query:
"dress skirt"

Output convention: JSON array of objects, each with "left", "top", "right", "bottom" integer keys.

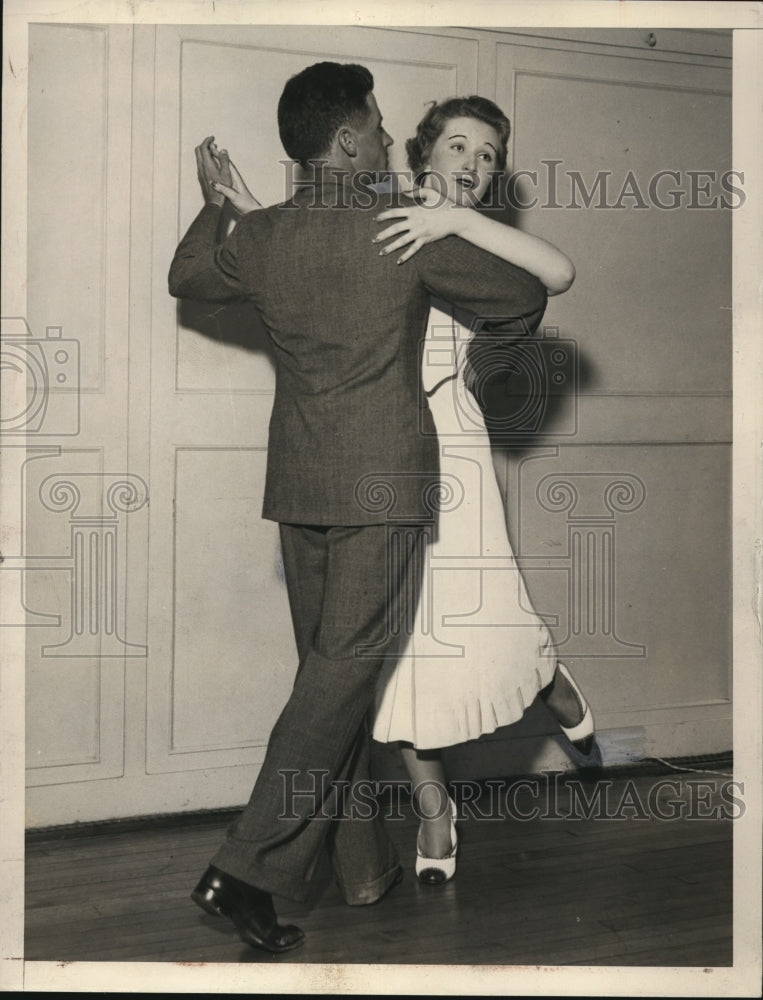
[{"left": 371, "top": 304, "right": 558, "bottom": 749}]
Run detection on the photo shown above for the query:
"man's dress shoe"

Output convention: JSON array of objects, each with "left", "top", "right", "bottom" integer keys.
[{"left": 192, "top": 864, "right": 305, "bottom": 954}]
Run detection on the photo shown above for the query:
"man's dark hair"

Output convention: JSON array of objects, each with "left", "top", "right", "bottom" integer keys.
[
  {"left": 406, "top": 95, "right": 511, "bottom": 174},
  {"left": 278, "top": 62, "right": 375, "bottom": 168}
]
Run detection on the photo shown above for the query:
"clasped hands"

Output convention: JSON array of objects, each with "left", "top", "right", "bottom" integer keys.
[{"left": 195, "top": 136, "right": 260, "bottom": 214}]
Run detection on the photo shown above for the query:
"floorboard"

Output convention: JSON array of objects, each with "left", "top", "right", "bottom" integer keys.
[{"left": 24, "top": 770, "right": 733, "bottom": 967}]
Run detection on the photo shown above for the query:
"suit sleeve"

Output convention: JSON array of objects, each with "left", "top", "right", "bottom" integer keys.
[
  {"left": 414, "top": 235, "right": 548, "bottom": 333},
  {"left": 168, "top": 203, "right": 251, "bottom": 302}
]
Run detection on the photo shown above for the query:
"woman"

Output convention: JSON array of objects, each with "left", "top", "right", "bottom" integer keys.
[{"left": 209, "top": 95, "right": 599, "bottom": 886}]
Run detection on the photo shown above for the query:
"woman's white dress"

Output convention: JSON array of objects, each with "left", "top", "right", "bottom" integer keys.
[{"left": 372, "top": 302, "right": 558, "bottom": 749}]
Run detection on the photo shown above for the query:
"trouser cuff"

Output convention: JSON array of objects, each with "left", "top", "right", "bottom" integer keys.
[{"left": 338, "top": 859, "right": 402, "bottom": 906}]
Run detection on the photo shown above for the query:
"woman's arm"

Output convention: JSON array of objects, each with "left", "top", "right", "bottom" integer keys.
[
  {"left": 450, "top": 209, "right": 574, "bottom": 295},
  {"left": 374, "top": 189, "right": 575, "bottom": 295}
]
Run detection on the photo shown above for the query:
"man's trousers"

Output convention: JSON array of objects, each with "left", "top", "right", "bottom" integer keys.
[{"left": 211, "top": 521, "right": 429, "bottom": 904}]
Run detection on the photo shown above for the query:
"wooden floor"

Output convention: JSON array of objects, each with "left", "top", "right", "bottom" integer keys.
[{"left": 25, "top": 769, "right": 733, "bottom": 967}]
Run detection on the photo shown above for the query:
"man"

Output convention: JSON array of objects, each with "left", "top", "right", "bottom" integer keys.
[{"left": 168, "top": 61, "right": 547, "bottom": 955}]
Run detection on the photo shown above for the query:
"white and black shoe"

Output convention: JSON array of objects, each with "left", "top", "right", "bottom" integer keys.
[
  {"left": 415, "top": 797, "right": 458, "bottom": 885},
  {"left": 542, "top": 663, "right": 602, "bottom": 767}
]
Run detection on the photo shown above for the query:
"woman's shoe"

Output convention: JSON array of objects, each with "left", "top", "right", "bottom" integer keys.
[
  {"left": 415, "top": 797, "right": 458, "bottom": 885},
  {"left": 542, "top": 663, "right": 602, "bottom": 767}
]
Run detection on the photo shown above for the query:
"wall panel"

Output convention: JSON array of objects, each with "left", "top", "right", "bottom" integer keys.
[{"left": 22, "top": 24, "right": 732, "bottom": 826}]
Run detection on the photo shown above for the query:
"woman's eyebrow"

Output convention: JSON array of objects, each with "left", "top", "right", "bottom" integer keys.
[{"left": 447, "top": 133, "right": 498, "bottom": 154}]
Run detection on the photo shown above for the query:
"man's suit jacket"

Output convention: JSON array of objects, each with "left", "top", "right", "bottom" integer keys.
[{"left": 168, "top": 178, "right": 547, "bottom": 526}]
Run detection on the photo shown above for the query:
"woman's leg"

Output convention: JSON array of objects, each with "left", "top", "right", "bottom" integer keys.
[
  {"left": 540, "top": 662, "right": 599, "bottom": 761},
  {"left": 540, "top": 663, "right": 586, "bottom": 728},
  {"left": 399, "top": 745, "right": 454, "bottom": 859}
]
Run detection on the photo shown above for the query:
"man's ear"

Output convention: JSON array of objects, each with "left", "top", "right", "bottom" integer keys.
[{"left": 337, "top": 126, "right": 357, "bottom": 158}]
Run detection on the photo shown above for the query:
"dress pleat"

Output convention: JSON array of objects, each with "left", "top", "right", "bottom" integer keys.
[{"left": 372, "top": 303, "right": 557, "bottom": 749}]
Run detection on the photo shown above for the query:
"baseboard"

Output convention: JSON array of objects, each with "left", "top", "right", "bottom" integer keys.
[{"left": 24, "top": 749, "right": 733, "bottom": 842}]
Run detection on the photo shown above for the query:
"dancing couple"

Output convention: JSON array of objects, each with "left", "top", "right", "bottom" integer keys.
[{"left": 169, "top": 60, "right": 598, "bottom": 955}]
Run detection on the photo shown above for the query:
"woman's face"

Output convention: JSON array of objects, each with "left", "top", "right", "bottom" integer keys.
[{"left": 423, "top": 115, "right": 503, "bottom": 206}]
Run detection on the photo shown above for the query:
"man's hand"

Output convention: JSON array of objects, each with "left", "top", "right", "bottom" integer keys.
[{"left": 195, "top": 136, "right": 233, "bottom": 207}]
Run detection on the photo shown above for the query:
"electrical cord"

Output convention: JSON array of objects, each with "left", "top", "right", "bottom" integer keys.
[{"left": 647, "top": 755, "right": 733, "bottom": 778}]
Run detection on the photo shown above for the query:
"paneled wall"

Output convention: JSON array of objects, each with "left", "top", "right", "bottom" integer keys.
[
  {"left": 447, "top": 29, "right": 733, "bottom": 781},
  {"left": 20, "top": 24, "right": 732, "bottom": 825},
  {"left": 23, "top": 24, "right": 137, "bottom": 816}
]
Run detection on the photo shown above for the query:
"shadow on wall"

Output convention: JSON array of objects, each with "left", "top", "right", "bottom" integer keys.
[
  {"left": 480, "top": 346, "right": 597, "bottom": 457},
  {"left": 370, "top": 698, "right": 575, "bottom": 785},
  {"left": 178, "top": 297, "right": 274, "bottom": 358},
  {"left": 461, "top": 173, "right": 597, "bottom": 455}
]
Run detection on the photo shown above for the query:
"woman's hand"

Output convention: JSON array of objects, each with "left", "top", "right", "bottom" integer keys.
[
  {"left": 212, "top": 157, "right": 262, "bottom": 215},
  {"left": 373, "top": 186, "right": 464, "bottom": 263}
]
